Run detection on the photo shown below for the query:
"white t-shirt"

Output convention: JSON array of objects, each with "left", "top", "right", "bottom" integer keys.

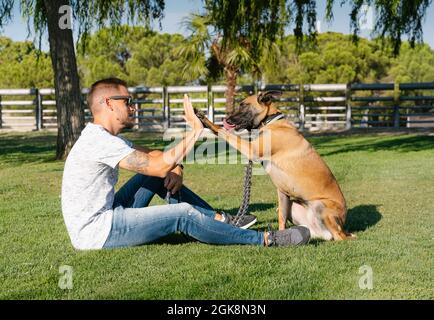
[{"left": 61, "top": 123, "right": 135, "bottom": 250}]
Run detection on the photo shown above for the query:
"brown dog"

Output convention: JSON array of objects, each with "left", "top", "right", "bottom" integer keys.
[{"left": 195, "top": 91, "right": 355, "bottom": 241}]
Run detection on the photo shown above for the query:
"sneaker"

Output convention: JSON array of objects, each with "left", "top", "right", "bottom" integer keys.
[
  {"left": 267, "top": 225, "right": 311, "bottom": 246},
  {"left": 221, "top": 212, "right": 257, "bottom": 229}
]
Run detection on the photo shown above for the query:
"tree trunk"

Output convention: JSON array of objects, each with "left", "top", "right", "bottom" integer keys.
[
  {"left": 44, "top": 0, "right": 84, "bottom": 160},
  {"left": 225, "top": 67, "right": 238, "bottom": 114}
]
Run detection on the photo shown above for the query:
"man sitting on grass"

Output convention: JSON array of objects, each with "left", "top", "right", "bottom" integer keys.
[{"left": 61, "top": 78, "right": 310, "bottom": 250}]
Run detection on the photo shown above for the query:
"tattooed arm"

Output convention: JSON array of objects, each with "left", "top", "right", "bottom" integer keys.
[
  {"left": 119, "top": 137, "right": 197, "bottom": 178},
  {"left": 119, "top": 94, "right": 203, "bottom": 178},
  {"left": 119, "top": 149, "right": 174, "bottom": 177}
]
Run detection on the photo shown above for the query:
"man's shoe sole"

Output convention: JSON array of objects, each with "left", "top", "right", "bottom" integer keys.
[{"left": 239, "top": 217, "right": 257, "bottom": 229}]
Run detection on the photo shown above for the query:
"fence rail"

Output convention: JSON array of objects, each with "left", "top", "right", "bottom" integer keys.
[{"left": 1, "top": 82, "right": 433, "bottom": 132}]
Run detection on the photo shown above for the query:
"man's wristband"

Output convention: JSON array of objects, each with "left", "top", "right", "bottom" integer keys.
[{"left": 177, "top": 164, "right": 184, "bottom": 170}]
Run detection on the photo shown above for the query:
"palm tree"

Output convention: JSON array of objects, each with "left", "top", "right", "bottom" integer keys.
[{"left": 178, "top": 14, "right": 263, "bottom": 114}]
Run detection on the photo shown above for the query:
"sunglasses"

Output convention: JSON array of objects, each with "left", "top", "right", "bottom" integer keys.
[{"left": 107, "top": 95, "right": 134, "bottom": 107}]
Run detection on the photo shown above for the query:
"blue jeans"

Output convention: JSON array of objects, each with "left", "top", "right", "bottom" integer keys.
[{"left": 103, "top": 174, "right": 264, "bottom": 248}]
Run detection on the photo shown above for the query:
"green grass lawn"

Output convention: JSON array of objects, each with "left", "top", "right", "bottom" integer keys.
[{"left": 0, "top": 131, "right": 433, "bottom": 299}]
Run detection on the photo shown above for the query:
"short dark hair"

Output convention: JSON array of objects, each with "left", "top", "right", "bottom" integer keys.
[{"left": 87, "top": 77, "right": 128, "bottom": 107}]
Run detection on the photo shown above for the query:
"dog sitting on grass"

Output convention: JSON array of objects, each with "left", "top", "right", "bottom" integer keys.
[{"left": 195, "top": 91, "right": 355, "bottom": 241}]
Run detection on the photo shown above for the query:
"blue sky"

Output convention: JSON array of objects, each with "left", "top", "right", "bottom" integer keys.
[{"left": 1, "top": 0, "right": 434, "bottom": 51}]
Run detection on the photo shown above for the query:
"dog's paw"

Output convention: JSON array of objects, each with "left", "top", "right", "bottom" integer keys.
[
  {"left": 194, "top": 108, "right": 207, "bottom": 120},
  {"left": 347, "top": 233, "right": 357, "bottom": 240},
  {"left": 194, "top": 108, "right": 215, "bottom": 130},
  {"left": 193, "top": 108, "right": 221, "bottom": 134}
]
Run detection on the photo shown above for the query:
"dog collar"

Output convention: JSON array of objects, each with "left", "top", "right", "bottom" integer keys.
[{"left": 258, "top": 112, "right": 285, "bottom": 129}]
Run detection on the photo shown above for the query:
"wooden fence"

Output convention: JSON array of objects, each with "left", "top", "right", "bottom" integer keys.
[{"left": 0, "top": 82, "right": 433, "bottom": 132}]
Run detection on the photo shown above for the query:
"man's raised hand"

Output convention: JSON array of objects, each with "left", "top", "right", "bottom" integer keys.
[{"left": 183, "top": 94, "right": 203, "bottom": 131}]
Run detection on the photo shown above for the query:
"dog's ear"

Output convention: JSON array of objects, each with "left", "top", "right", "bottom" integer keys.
[{"left": 257, "top": 91, "right": 282, "bottom": 105}]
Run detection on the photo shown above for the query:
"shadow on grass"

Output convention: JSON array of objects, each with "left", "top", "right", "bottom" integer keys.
[
  {"left": 151, "top": 202, "right": 275, "bottom": 245},
  {"left": 0, "top": 133, "right": 58, "bottom": 165},
  {"left": 3, "top": 132, "right": 432, "bottom": 167},
  {"left": 315, "top": 135, "right": 434, "bottom": 156},
  {"left": 223, "top": 202, "right": 275, "bottom": 215},
  {"left": 196, "top": 133, "right": 434, "bottom": 158},
  {"left": 152, "top": 203, "right": 382, "bottom": 245},
  {"left": 309, "top": 204, "right": 382, "bottom": 246},
  {"left": 345, "top": 204, "right": 382, "bottom": 233},
  {"left": 152, "top": 233, "right": 195, "bottom": 245},
  {"left": 0, "top": 132, "right": 170, "bottom": 166}
]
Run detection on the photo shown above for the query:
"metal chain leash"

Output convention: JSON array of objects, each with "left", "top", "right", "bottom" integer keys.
[
  {"left": 233, "top": 160, "right": 253, "bottom": 226},
  {"left": 164, "top": 160, "right": 252, "bottom": 228}
]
